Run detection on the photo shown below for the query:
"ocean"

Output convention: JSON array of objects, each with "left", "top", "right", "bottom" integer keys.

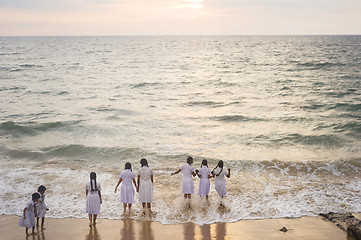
[{"left": 0, "top": 35, "right": 360, "bottom": 225}]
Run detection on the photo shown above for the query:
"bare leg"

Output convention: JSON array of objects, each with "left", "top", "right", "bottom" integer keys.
[
  {"left": 88, "top": 214, "right": 93, "bottom": 226},
  {"left": 37, "top": 217, "right": 39, "bottom": 226},
  {"left": 41, "top": 217, "right": 45, "bottom": 228},
  {"left": 142, "top": 202, "right": 146, "bottom": 208},
  {"left": 123, "top": 203, "right": 127, "bottom": 214},
  {"left": 93, "top": 214, "right": 97, "bottom": 226},
  {"left": 147, "top": 203, "right": 151, "bottom": 209}
]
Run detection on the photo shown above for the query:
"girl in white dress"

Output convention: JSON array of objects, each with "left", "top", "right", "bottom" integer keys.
[
  {"left": 211, "top": 160, "right": 231, "bottom": 198},
  {"left": 137, "top": 158, "right": 154, "bottom": 211},
  {"left": 19, "top": 193, "right": 40, "bottom": 235},
  {"left": 86, "top": 172, "right": 102, "bottom": 226},
  {"left": 114, "top": 162, "right": 138, "bottom": 214},
  {"left": 196, "top": 159, "right": 211, "bottom": 199},
  {"left": 171, "top": 156, "right": 197, "bottom": 199},
  {"left": 36, "top": 185, "right": 49, "bottom": 228}
]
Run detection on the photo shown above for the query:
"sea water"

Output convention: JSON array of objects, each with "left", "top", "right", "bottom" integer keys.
[{"left": 0, "top": 35, "right": 360, "bottom": 224}]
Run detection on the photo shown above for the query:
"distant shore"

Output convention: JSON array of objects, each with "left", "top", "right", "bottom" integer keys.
[{"left": 0, "top": 214, "right": 355, "bottom": 240}]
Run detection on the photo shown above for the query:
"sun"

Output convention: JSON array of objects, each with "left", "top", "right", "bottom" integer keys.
[{"left": 177, "top": 0, "right": 204, "bottom": 9}]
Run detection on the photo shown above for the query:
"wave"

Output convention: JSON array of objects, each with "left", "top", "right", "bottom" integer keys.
[
  {"left": 296, "top": 61, "right": 345, "bottom": 70},
  {"left": 1, "top": 144, "right": 146, "bottom": 162},
  {"left": 328, "top": 103, "right": 361, "bottom": 112},
  {"left": 315, "top": 122, "right": 361, "bottom": 134},
  {"left": 0, "top": 120, "right": 82, "bottom": 137},
  {"left": 212, "top": 115, "right": 264, "bottom": 122},
  {"left": 270, "top": 133, "right": 343, "bottom": 147},
  {"left": 131, "top": 82, "right": 163, "bottom": 88},
  {"left": 184, "top": 101, "right": 225, "bottom": 107},
  {"left": 1, "top": 156, "right": 360, "bottom": 224}
]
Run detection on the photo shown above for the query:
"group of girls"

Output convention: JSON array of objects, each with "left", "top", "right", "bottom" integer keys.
[
  {"left": 20, "top": 157, "right": 230, "bottom": 232},
  {"left": 19, "top": 185, "right": 48, "bottom": 235},
  {"left": 85, "top": 157, "right": 230, "bottom": 226},
  {"left": 171, "top": 156, "right": 231, "bottom": 200}
]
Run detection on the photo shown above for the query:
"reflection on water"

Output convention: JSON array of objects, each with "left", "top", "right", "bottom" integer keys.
[
  {"left": 140, "top": 221, "right": 154, "bottom": 240},
  {"left": 215, "top": 222, "right": 227, "bottom": 240},
  {"left": 184, "top": 223, "right": 195, "bottom": 240},
  {"left": 200, "top": 224, "right": 211, "bottom": 240},
  {"left": 120, "top": 219, "right": 135, "bottom": 240},
  {"left": 86, "top": 226, "right": 100, "bottom": 240}
]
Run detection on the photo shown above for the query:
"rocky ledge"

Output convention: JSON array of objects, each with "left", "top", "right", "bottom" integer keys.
[{"left": 320, "top": 212, "right": 361, "bottom": 240}]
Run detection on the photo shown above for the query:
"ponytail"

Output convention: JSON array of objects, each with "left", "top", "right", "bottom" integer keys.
[
  {"left": 90, "top": 172, "right": 98, "bottom": 192},
  {"left": 212, "top": 160, "right": 224, "bottom": 176}
]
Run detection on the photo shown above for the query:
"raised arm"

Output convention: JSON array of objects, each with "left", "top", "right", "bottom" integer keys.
[
  {"left": 114, "top": 178, "right": 122, "bottom": 193},
  {"left": 171, "top": 169, "right": 181, "bottom": 176},
  {"left": 226, "top": 168, "right": 231, "bottom": 178},
  {"left": 195, "top": 170, "right": 201, "bottom": 178}
]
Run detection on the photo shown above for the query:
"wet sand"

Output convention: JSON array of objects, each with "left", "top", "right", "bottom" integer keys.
[{"left": 0, "top": 214, "right": 351, "bottom": 240}]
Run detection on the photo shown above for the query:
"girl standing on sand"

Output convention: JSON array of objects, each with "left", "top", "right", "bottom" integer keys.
[
  {"left": 171, "top": 156, "right": 197, "bottom": 199},
  {"left": 196, "top": 159, "right": 212, "bottom": 199},
  {"left": 19, "top": 193, "right": 40, "bottom": 235},
  {"left": 114, "top": 162, "right": 137, "bottom": 214},
  {"left": 86, "top": 172, "right": 102, "bottom": 226},
  {"left": 211, "top": 160, "right": 231, "bottom": 198},
  {"left": 137, "top": 158, "right": 154, "bottom": 212},
  {"left": 36, "top": 185, "right": 49, "bottom": 228}
]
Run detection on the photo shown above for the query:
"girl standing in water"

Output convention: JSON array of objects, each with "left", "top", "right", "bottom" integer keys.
[
  {"left": 171, "top": 156, "right": 197, "bottom": 199},
  {"left": 86, "top": 172, "right": 102, "bottom": 226},
  {"left": 19, "top": 193, "right": 40, "bottom": 235},
  {"left": 137, "top": 158, "right": 154, "bottom": 212},
  {"left": 211, "top": 160, "right": 231, "bottom": 198},
  {"left": 196, "top": 159, "right": 212, "bottom": 199},
  {"left": 115, "top": 162, "right": 137, "bottom": 215},
  {"left": 36, "top": 185, "right": 49, "bottom": 228}
]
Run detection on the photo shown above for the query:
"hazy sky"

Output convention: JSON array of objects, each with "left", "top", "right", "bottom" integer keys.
[{"left": 0, "top": 0, "right": 360, "bottom": 36}]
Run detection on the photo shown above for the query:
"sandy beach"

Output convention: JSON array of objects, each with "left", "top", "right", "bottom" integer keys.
[{"left": 0, "top": 214, "right": 353, "bottom": 240}]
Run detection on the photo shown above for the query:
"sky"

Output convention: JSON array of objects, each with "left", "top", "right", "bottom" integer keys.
[{"left": 0, "top": 0, "right": 360, "bottom": 36}]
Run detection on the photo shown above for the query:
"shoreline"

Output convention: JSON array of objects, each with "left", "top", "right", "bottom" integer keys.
[{"left": 0, "top": 214, "right": 355, "bottom": 240}]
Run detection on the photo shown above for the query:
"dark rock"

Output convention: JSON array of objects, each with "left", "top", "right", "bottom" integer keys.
[
  {"left": 348, "top": 225, "right": 361, "bottom": 240},
  {"left": 320, "top": 212, "right": 361, "bottom": 240},
  {"left": 280, "top": 227, "right": 288, "bottom": 232}
]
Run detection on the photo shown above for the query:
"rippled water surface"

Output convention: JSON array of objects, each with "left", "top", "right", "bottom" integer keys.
[{"left": 0, "top": 36, "right": 360, "bottom": 224}]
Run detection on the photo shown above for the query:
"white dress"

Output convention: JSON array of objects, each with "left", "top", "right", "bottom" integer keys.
[
  {"left": 86, "top": 180, "right": 101, "bottom": 215},
  {"left": 181, "top": 163, "right": 195, "bottom": 194},
  {"left": 19, "top": 200, "right": 36, "bottom": 228},
  {"left": 120, "top": 169, "right": 136, "bottom": 204},
  {"left": 198, "top": 166, "right": 211, "bottom": 197},
  {"left": 138, "top": 166, "right": 154, "bottom": 203},
  {"left": 213, "top": 167, "right": 227, "bottom": 197},
  {"left": 36, "top": 192, "right": 47, "bottom": 218}
]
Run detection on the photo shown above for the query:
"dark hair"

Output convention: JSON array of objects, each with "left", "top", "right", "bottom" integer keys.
[
  {"left": 140, "top": 158, "right": 148, "bottom": 167},
  {"left": 200, "top": 159, "right": 208, "bottom": 168},
  {"left": 212, "top": 160, "right": 224, "bottom": 176},
  {"left": 32, "top": 192, "right": 40, "bottom": 201},
  {"left": 125, "top": 162, "right": 132, "bottom": 171},
  {"left": 187, "top": 156, "right": 193, "bottom": 165},
  {"left": 90, "top": 172, "right": 98, "bottom": 192},
  {"left": 38, "top": 185, "right": 46, "bottom": 193}
]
